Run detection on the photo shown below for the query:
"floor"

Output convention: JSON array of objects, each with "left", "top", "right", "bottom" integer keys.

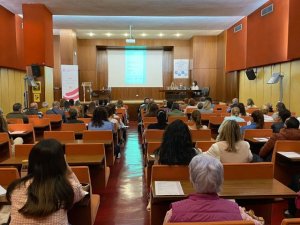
[{"left": 94, "top": 122, "right": 150, "bottom": 225}]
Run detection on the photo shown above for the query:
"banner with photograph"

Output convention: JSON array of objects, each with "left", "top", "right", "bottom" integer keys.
[
  {"left": 174, "top": 59, "right": 189, "bottom": 79},
  {"left": 61, "top": 65, "right": 79, "bottom": 101}
]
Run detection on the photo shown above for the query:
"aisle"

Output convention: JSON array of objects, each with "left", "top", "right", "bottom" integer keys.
[{"left": 95, "top": 122, "right": 149, "bottom": 225}]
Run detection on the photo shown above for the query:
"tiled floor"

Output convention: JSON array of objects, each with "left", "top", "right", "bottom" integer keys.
[{"left": 94, "top": 122, "right": 149, "bottom": 225}]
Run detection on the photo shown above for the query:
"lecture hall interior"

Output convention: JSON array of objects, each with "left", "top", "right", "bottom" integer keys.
[{"left": 1, "top": 0, "right": 300, "bottom": 225}]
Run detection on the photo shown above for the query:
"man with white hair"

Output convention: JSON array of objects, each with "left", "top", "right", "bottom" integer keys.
[{"left": 163, "top": 154, "right": 263, "bottom": 224}]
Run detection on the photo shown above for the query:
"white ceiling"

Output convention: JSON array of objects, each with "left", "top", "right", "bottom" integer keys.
[{"left": 1, "top": 0, "right": 269, "bottom": 39}]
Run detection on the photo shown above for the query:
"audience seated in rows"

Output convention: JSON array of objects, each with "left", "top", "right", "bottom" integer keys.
[
  {"left": 199, "top": 100, "right": 213, "bottom": 114},
  {"left": 0, "top": 108, "right": 8, "bottom": 133},
  {"left": 188, "top": 110, "right": 208, "bottom": 130},
  {"left": 88, "top": 107, "right": 116, "bottom": 133},
  {"left": 237, "top": 103, "right": 247, "bottom": 116},
  {"left": 6, "top": 103, "right": 29, "bottom": 123},
  {"left": 259, "top": 117, "right": 300, "bottom": 161},
  {"left": 272, "top": 102, "right": 287, "bottom": 121},
  {"left": 144, "top": 102, "right": 159, "bottom": 117},
  {"left": 206, "top": 120, "right": 253, "bottom": 163},
  {"left": 148, "top": 110, "right": 168, "bottom": 130},
  {"left": 156, "top": 120, "right": 198, "bottom": 165},
  {"left": 163, "top": 154, "right": 263, "bottom": 224},
  {"left": 167, "top": 103, "right": 185, "bottom": 117},
  {"left": 46, "top": 101, "right": 67, "bottom": 122},
  {"left": 66, "top": 108, "right": 84, "bottom": 124},
  {"left": 6, "top": 139, "right": 86, "bottom": 224},
  {"left": 227, "top": 97, "right": 239, "bottom": 113},
  {"left": 85, "top": 101, "right": 96, "bottom": 117},
  {"left": 240, "top": 110, "right": 264, "bottom": 135},
  {"left": 184, "top": 98, "right": 197, "bottom": 113},
  {"left": 261, "top": 105, "right": 274, "bottom": 122},
  {"left": 25, "top": 102, "right": 43, "bottom": 117},
  {"left": 39, "top": 102, "right": 50, "bottom": 114}
]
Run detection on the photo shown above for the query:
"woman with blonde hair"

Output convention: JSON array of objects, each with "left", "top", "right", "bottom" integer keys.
[
  {"left": 199, "top": 100, "right": 213, "bottom": 114},
  {"left": 205, "top": 120, "right": 253, "bottom": 163},
  {"left": 188, "top": 110, "right": 207, "bottom": 130}
]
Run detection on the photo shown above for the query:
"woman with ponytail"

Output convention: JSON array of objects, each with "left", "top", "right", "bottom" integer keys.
[{"left": 188, "top": 110, "right": 207, "bottom": 130}]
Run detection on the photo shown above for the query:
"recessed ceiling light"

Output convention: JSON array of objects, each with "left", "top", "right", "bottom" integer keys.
[
  {"left": 124, "top": 33, "right": 129, "bottom": 37},
  {"left": 141, "top": 33, "right": 147, "bottom": 37},
  {"left": 105, "top": 32, "right": 112, "bottom": 37},
  {"left": 175, "top": 33, "right": 181, "bottom": 37},
  {"left": 88, "top": 32, "right": 95, "bottom": 37},
  {"left": 158, "top": 33, "right": 164, "bottom": 37}
]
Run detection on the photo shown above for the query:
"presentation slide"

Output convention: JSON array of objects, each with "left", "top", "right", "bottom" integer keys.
[{"left": 107, "top": 49, "right": 163, "bottom": 87}]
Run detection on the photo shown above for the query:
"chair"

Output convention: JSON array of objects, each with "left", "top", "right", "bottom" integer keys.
[
  {"left": 0, "top": 132, "right": 11, "bottom": 158},
  {"left": 82, "top": 130, "right": 115, "bottom": 166},
  {"left": 195, "top": 141, "right": 216, "bottom": 152},
  {"left": 78, "top": 118, "right": 91, "bottom": 125},
  {"left": 190, "top": 129, "right": 212, "bottom": 142},
  {"left": 43, "top": 114, "right": 62, "bottom": 130},
  {"left": 281, "top": 218, "right": 300, "bottom": 225},
  {"left": 151, "top": 165, "right": 189, "bottom": 181},
  {"left": 143, "top": 122, "right": 155, "bottom": 129},
  {"left": 246, "top": 107, "right": 259, "bottom": 114},
  {"left": 185, "top": 107, "right": 198, "bottom": 115},
  {"left": 44, "top": 131, "right": 75, "bottom": 142},
  {"left": 208, "top": 116, "right": 225, "bottom": 127},
  {"left": 213, "top": 105, "right": 228, "bottom": 113},
  {"left": 6, "top": 118, "right": 24, "bottom": 124},
  {"left": 27, "top": 115, "right": 39, "bottom": 118},
  {"left": 165, "top": 221, "right": 254, "bottom": 225},
  {"left": 168, "top": 116, "right": 188, "bottom": 123},
  {"left": 144, "top": 129, "right": 164, "bottom": 143},
  {"left": 61, "top": 123, "right": 87, "bottom": 133},
  {"left": 147, "top": 142, "right": 161, "bottom": 154},
  {"left": 29, "top": 118, "right": 51, "bottom": 141},
  {"left": 66, "top": 143, "right": 110, "bottom": 189},
  {"left": 223, "top": 162, "right": 273, "bottom": 180},
  {"left": 0, "top": 167, "right": 20, "bottom": 186},
  {"left": 69, "top": 166, "right": 100, "bottom": 225},
  {"left": 263, "top": 122, "right": 274, "bottom": 129},
  {"left": 15, "top": 144, "right": 34, "bottom": 158},
  {"left": 8, "top": 124, "right": 35, "bottom": 144},
  {"left": 143, "top": 117, "right": 157, "bottom": 123},
  {"left": 243, "top": 129, "right": 273, "bottom": 140}
]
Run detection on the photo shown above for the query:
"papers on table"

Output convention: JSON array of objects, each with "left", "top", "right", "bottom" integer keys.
[
  {"left": 9, "top": 131, "right": 25, "bottom": 135},
  {"left": 155, "top": 181, "right": 184, "bottom": 196},
  {"left": 253, "top": 137, "right": 269, "bottom": 142},
  {"left": 0, "top": 185, "right": 6, "bottom": 196},
  {"left": 150, "top": 154, "right": 155, "bottom": 158},
  {"left": 278, "top": 151, "right": 300, "bottom": 159}
]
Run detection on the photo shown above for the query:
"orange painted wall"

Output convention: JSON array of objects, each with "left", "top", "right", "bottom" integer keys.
[
  {"left": 0, "top": 6, "right": 18, "bottom": 69},
  {"left": 15, "top": 15, "right": 25, "bottom": 70},
  {"left": 287, "top": 0, "right": 300, "bottom": 60},
  {"left": 23, "top": 4, "right": 53, "bottom": 67},
  {"left": 226, "top": 17, "right": 247, "bottom": 72},
  {"left": 246, "top": 0, "right": 289, "bottom": 68}
]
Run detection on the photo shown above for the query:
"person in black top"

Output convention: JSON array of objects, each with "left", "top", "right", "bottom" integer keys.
[
  {"left": 66, "top": 108, "right": 84, "bottom": 124},
  {"left": 271, "top": 109, "right": 291, "bottom": 133},
  {"left": 148, "top": 110, "right": 168, "bottom": 130},
  {"left": 6, "top": 103, "right": 29, "bottom": 123}
]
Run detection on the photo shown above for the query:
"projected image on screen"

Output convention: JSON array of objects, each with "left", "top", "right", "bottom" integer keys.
[
  {"left": 108, "top": 49, "right": 163, "bottom": 87},
  {"left": 125, "top": 50, "right": 146, "bottom": 84}
]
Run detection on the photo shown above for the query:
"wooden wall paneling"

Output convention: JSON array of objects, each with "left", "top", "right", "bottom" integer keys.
[
  {"left": 216, "top": 32, "right": 226, "bottom": 102},
  {"left": 290, "top": 60, "right": 300, "bottom": 115},
  {"left": 225, "top": 71, "right": 239, "bottom": 103},
  {"left": 8, "top": 71, "right": 16, "bottom": 107},
  {"left": 255, "top": 67, "right": 265, "bottom": 107},
  {"left": 287, "top": 0, "right": 300, "bottom": 60},
  {"left": 192, "top": 36, "right": 217, "bottom": 69},
  {"left": 53, "top": 35, "right": 61, "bottom": 87},
  {"left": 14, "top": 15, "right": 25, "bottom": 70},
  {"left": 60, "top": 30, "right": 77, "bottom": 65},
  {"left": 280, "top": 62, "right": 291, "bottom": 108},
  {"left": 96, "top": 50, "right": 108, "bottom": 89},
  {"left": 238, "top": 70, "right": 246, "bottom": 104},
  {"left": 163, "top": 50, "right": 173, "bottom": 87},
  {"left": 0, "top": 69, "right": 10, "bottom": 114}
]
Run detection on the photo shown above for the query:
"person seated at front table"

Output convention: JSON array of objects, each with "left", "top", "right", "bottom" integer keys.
[
  {"left": 191, "top": 80, "right": 200, "bottom": 90},
  {"left": 156, "top": 120, "right": 198, "bottom": 165},
  {"left": 259, "top": 117, "right": 300, "bottom": 161},
  {"left": 163, "top": 154, "right": 264, "bottom": 225},
  {"left": 6, "top": 139, "right": 87, "bottom": 225},
  {"left": 167, "top": 102, "right": 185, "bottom": 117},
  {"left": 88, "top": 107, "right": 116, "bottom": 133},
  {"left": 188, "top": 110, "right": 208, "bottom": 130},
  {"left": 148, "top": 110, "right": 168, "bottom": 130},
  {"left": 6, "top": 103, "right": 29, "bottom": 123},
  {"left": 66, "top": 108, "right": 84, "bottom": 124},
  {"left": 240, "top": 110, "right": 264, "bottom": 135},
  {"left": 205, "top": 120, "right": 253, "bottom": 163}
]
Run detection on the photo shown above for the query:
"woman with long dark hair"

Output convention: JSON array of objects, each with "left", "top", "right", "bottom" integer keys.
[
  {"left": 158, "top": 120, "right": 197, "bottom": 165},
  {"left": 88, "top": 107, "right": 115, "bottom": 132},
  {"left": 240, "top": 110, "right": 264, "bottom": 134},
  {"left": 6, "top": 139, "right": 86, "bottom": 224}
]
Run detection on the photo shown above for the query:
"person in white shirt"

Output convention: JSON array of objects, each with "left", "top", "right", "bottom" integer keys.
[{"left": 191, "top": 80, "right": 200, "bottom": 90}]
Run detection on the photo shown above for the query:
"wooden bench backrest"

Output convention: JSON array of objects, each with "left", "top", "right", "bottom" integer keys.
[
  {"left": 65, "top": 143, "right": 105, "bottom": 156},
  {"left": 244, "top": 129, "right": 273, "bottom": 139},
  {"left": 29, "top": 118, "right": 51, "bottom": 129},
  {"left": 166, "top": 221, "right": 254, "bottom": 225},
  {"left": 15, "top": 144, "right": 34, "bottom": 158},
  {"left": 272, "top": 140, "right": 300, "bottom": 163},
  {"left": 78, "top": 118, "right": 91, "bottom": 125},
  {"left": 0, "top": 132, "right": 10, "bottom": 143},
  {"left": 143, "top": 117, "right": 157, "bottom": 123},
  {"left": 83, "top": 130, "right": 113, "bottom": 141},
  {"left": 281, "top": 218, "right": 300, "bottom": 225},
  {"left": 44, "top": 131, "right": 75, "bottom": 141},
  {"left": 195, "top": 141, "right": 216, "bottom": 151},
  {"left": 190, "top": 129, "right": 212, "bottom": 141},
  {"left": 7, "top": 118, "right": 24, "bottom": 124},
  {"left": 168, "top": 116, "right": 188, "bottom": 123},
  {"left": 201, "top": 113, "right": 217, "bottom": 121},
  {"left": 147, "top": 142, "right": 161, "bottom": 154},
  {"left": 61, "top": 123, "right": 87, "bottom": 132},
  {"left": 246, "top": 108, "right": 259, "bottom": 114},
  {"left": 144, "top": 129, "right": 164, "bottom": 141},
  {"left": 223, "top": 163, "right": 273, "bottom": 180},
  {"left": 0, "top": 167, "right": 20, "bottom": 186},
  {"left": 263, "top": 122, "right": 274, "bottom": 129},
  {"left": 8, "top": 123, "right": 34, "bottom": 132},
  {"left": 208, "top": 116, "right": 225, "bottom": 125},
  {"left": 186, "top": 107, "right": 198, "bottom": 114},
  {"left": 43, "top": 114, "right": 62, "bottom": 122},
  {"left": 151, "top": 165, "right": 189, "bottom": 181}
]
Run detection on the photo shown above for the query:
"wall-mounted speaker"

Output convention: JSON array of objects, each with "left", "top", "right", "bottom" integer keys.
[
  {"left": 246, "top": 69, "right": 256, "bottom": 80},
  {"left": 31, "top": 65, "right": 41, "bottom": 77}
]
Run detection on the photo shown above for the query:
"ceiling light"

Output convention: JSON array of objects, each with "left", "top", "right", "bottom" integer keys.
[
  {"left": 141, "top": 33, "right": 147, "bottom": 37},
  {"left": 88, "top": 32, "right": 95, "bottom": 37},
  {"left": 175, "top": 33, "right": 181, "bottom": 37},
  {"left": 105, "top": 32, "right": 112, "bottom": 37},
  {"left": 124, "top": 33, "right": 129, "bottom": 37},
  {"left": 158, "top": 33, "right": 164, "bottom": 37}
]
